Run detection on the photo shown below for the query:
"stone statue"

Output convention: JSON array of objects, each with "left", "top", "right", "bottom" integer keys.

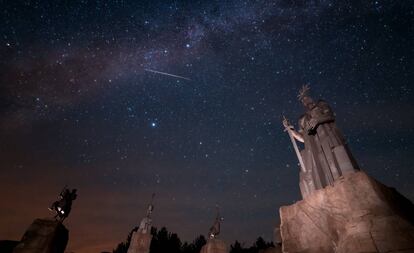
[
  {"left": 137, "top": 194, "right": 155, "bottom": 234},
  {"left": 48, "top": 186, "right": 77, "bottom": 221},
  {"left": 208, "top": 207, "right": 224, "bottom": 239},
  {"left": 127, "top": 194, "right": 155, "bottom": 253},
  {"left": 283, "top": 85, "right": 359, "bottom": 198}
]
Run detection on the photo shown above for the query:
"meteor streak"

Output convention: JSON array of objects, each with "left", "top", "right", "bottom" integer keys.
[{"left": 145, "top": 68, "right": 191, "bottom": 81}]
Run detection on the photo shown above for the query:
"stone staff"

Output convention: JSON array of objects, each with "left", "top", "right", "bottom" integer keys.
[{"left": 283, "top": 116, "right": 306, "bottom": 173}]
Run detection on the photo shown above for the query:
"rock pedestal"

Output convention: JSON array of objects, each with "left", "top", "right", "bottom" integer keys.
[
  {"left": 127, "top": 231, "right": 152, "bottom": 253},
  {"left": 200, "top": 239, "right": 227, "bottom": 253},
  {"left": 13, "top": 219, "right": 68, "bottom": 253},
  {"left": 279, "top": 171, "right": 414, "bottom": 253}
]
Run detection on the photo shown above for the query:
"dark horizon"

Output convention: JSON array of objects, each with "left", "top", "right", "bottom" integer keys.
[{"left": 1, "top": 1, "right": 413, "bottom": 252}]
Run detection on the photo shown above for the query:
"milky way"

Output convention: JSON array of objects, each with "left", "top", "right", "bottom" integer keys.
[{"left": 1, "top": 1, "right": 413, "bottom": 253}]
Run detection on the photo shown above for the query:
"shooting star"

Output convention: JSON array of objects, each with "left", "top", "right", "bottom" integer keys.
[{"left": 145, "top": 68, "right": 191, "bottom": 81}]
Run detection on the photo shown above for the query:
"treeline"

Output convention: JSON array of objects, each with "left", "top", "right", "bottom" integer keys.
[
  {"left": 229, "top": 237, "right": 274, "bottom": 253},
  {"left": 113, "top": 227, "right": 274, "bottom": 253}
]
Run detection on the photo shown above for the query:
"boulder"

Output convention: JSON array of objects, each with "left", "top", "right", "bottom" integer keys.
[
  {"left": 13, "top": 218, "right": 68, "bottom": 253},
  {"left": 279, "top": 171, "right": 414, "bottom": 253}
]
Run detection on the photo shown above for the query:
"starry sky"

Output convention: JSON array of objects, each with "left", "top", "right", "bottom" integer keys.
[{"left": 0, "top": 1, "right": 413, "bottom": 252}]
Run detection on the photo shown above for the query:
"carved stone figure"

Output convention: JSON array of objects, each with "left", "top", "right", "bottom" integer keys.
[
  {"left": 137, "top": 194, "right": 155, "bottom": 234},
  {"left": 209, "top": 207, "right": 224, "bottom": 239},
  {"left": 48, "top": 186, "right": 77, "bottom": 221},
  {"left": 127, "top": 194, "right": 155, "bottom": 253},
  {"left": 283, "top": 85, "right": 359, "bottom": 198}
]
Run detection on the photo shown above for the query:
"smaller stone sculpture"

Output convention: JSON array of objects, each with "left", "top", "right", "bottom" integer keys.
[
  {"left": 209, "top": 207, "right": 224, "bottom": 239},
  {"left": 49, "top": 186, "right": 77, "bottom": 221},
  {"left": 137, "top": 194, "right": 155, "bottom": 234}
]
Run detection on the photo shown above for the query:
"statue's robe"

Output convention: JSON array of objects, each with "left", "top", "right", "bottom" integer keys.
[
  {"left": 138, "top": 217, "right": 152, "bottom": 234},
  {"left": 298, "top": 100, "right": 359, "bottom": 198}
]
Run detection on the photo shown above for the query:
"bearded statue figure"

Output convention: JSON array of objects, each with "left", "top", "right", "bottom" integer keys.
[
  {"left": 137, "top": 201, "right": 154, "bottom": 234},
  {"left": 283, "top": 85, "right": 359, "bottom": 198}
]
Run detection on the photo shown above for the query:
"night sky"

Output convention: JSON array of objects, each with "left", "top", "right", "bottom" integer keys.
[{"left": 1, "top": 1, "right": 413, "bottom": 253}]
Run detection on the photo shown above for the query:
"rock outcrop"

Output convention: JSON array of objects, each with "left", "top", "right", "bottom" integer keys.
[
  {"left": 13, "top": 218, "right": 68, "bottom": 253},
  {"left": 279, "top": 171, "right": 414, "bottom": 253},
  {"left": 127, "top": 231, "right": 152, "bottom": 253},
  {"left": 200, "top": 239, "right": 227, "bottom": 253}
]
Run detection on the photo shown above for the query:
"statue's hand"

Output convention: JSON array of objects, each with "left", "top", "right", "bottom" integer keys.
[
  {"left": 308, "top": 118, "right": 318, "bottom": 130},
  {"left": 282, "top": 116, "right": 292, "bottom": 129}
]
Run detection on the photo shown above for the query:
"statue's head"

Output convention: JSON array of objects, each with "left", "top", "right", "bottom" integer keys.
[
  {"left": 298, "top": 85, "right": 315, "bottom": 109},
  {"left": 146, "top": 204, "right": 154, "bottom": 217}
]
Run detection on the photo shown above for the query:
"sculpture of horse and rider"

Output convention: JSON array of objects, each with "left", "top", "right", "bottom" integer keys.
[{"left": 48, "top": 186, "right": 77, "bottom": 221}]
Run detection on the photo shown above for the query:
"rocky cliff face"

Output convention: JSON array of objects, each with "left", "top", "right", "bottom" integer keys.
[{"left": 279, "top": 171, "right": 414, "bottom": 253}]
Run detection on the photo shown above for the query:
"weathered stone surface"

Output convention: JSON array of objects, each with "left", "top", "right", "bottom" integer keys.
[
  {"left": 273, "top": 226, "right": 282, "bottom": 245},
  {"left": 280, "top": 171, "right": 414, "bottom": 253},
  {"left": 200, "top": 239, "right": 227, "bottom": 253},
  {"left": 127, "top": 231, "right": 152, "bottom": 253},
  {"left": 13, "top": 219, "right": 68, "bottom": 253}
]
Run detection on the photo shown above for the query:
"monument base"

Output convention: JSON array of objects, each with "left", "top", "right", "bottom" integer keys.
[
  {"left": 200, "top": 239, "right": 227, "bottom": 253},
  {"left": 279, "top": 171, "right": 414, "bottom": 253},
  {"left": 13, "top": 218, "right": 68, "bottom": 253},
  {"left": 127, "top": 231, "right": 152, "bottom": 253}
]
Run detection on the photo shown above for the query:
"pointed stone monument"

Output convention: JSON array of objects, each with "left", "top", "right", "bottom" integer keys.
[
  {"left": 127, "top": 194, "right": 155, "bottom": 253},
  {"left": 13, "top": 186, "right": 77, "bottom": 253},
  {"left": 280, "top": 87, "right": 414, "bottom": 253},
  {"left": 200, "top": 207, "right": 227, "bottom": 253}
]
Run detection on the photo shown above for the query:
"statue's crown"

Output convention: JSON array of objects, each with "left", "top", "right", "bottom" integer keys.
[{"left": 298, "top": 84, "right": 310, "bottom": 101}]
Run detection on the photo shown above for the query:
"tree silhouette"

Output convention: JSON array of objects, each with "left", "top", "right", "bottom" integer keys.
[
  {"left": 229, "top": 237, "right": 274, "bottom": 253},
  {"left": 113, "top": 227, "right": 271, "bottom": 253},
  {"left": 150, "top": 227, "right": 182, "bottom": 253},
  {"left": 182, "top": 235, "right": 206, "bottom": 253},
  {"left": 113, "top": 227, "right": 137, "bottom": 253},
  {"left": 230, "top": 240, "right": 243, "bottom": 253},
  {"left": 254, "top": 237, "right": 272, "bottom": 251}
]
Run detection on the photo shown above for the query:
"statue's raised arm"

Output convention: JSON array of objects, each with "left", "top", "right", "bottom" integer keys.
[{"left": 283, "top": 116, "right": 304, "bottom": 143}]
